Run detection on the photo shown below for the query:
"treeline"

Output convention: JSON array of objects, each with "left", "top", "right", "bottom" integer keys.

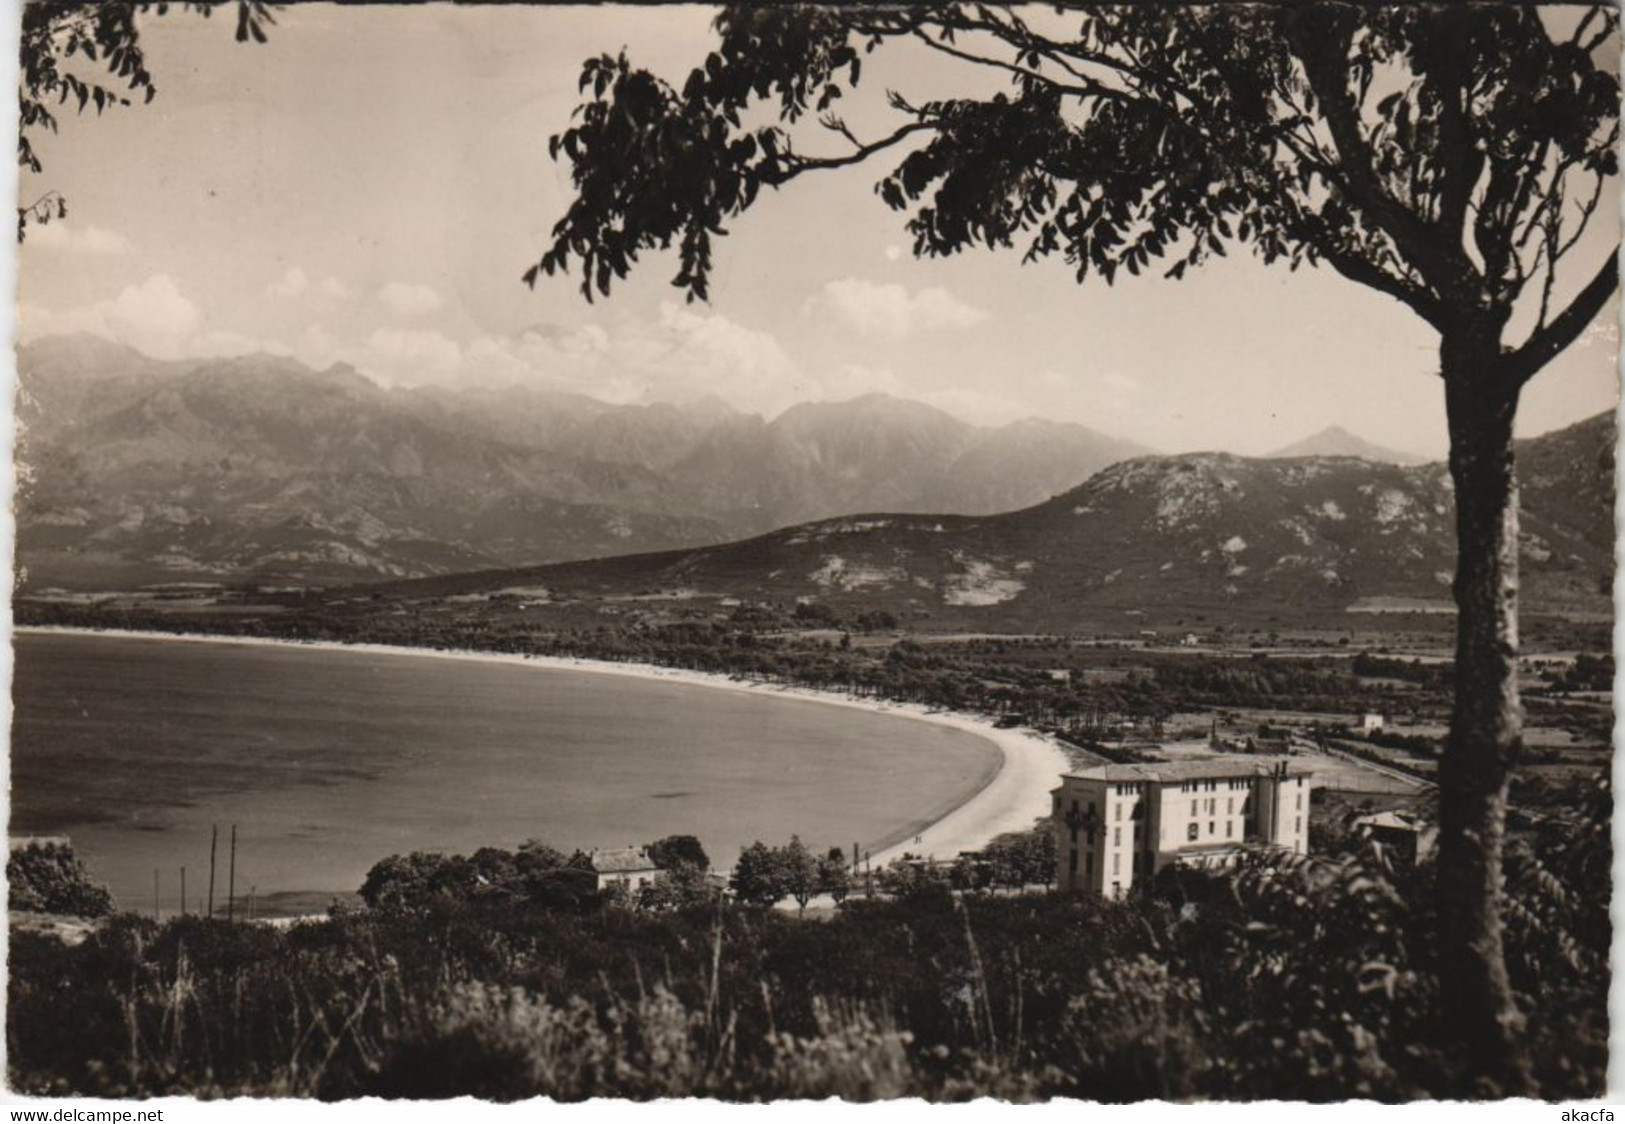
[
  {"left": 357, "top": 834, "right": 718, "bottom": 915},
  {"left": 1351, "top": 650, "right": 1454, "bottom": 688},
  {"left": 354, "top": 828, "right": 1056, "bottom": 918},
  {"left": 1536, "top": 652, "right": 1614, "bottom": 694},
  {"left": 19, "top": 601, "right": 1443, "bottom": 733},
  {"left": 8, "top": 842, "right": 113, "bottom": 918}
]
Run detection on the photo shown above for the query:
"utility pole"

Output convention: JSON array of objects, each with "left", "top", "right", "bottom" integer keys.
[
  {"left": 227, "top": 824, "right": 237, "bottom": 923},
  {"left": 180, "top": 866, "right": 187, "bottom": 917},
  {"left": 153, "top": 869, "right": 160, "bottom": 921},
  {"left": 208, "top": 824, "right": 218, "bottom": 919}
]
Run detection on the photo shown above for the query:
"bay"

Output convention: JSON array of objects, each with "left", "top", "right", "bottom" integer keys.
[{"left": 10, "top": 632, "right": 1001, "bottom": 913}]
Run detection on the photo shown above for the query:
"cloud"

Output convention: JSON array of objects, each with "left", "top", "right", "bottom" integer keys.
[
  {"left": 24, "top": 222, "right": 132, "bottom": 255},
  {"left": 807, "top": 278, "right": 987, "bottom": 338},
  {"left": 357, "top": 326, "right": 463, "bottom": 383},
  {"left": 21, "top": 280, "right": 798, "bottom": 413},
  {"left": 432, "top": 303, "right": 796, "bottom": 411},
  {"left": 269, "top": 268, "right": 351, "bottom": 301},
  {"left": 268, "top": 267, "right": 310, "bottom": 298},
  {"left": 21, "top": 274, "right": 199, "bottom": 358},
  {"left": 811, "top": 363, "right": 908, "bottom": 403},
  {"left": 378, "top": 281, "right": 443, "bottom": 318},
  {"left": 18, "top": 274, "right": 290, "bottom": 360}
]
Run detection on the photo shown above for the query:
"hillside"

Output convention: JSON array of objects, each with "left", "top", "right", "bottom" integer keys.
[
  {"left": 392, "top": 412, "right": 1614, "bottom": 627},
  {"left": 15, "top": 335, "right": 1148, "bottom": 588}
]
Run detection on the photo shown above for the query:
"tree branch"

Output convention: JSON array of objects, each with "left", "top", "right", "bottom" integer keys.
[
  {"left": 905, "top": 28, "right": 1126, "bottom": 105},
  {"left": 1314, "top": 236, "right": 1446, "bottom": 332},
  {"left": 1503, "top": 254, "right": 1618, "bottom": 386},
  {"left": 764, "top": 120, "right": 937, "bottom": 186},
  {"left": 1289, "top": 12, "right": 1469, "bottom": 297}
]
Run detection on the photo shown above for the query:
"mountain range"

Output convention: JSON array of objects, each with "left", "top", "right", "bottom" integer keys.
[
  {"left": 17, "top": 334, "right": 1609, "bottom": 618},
  {"left": 15, "top": 334, "right": 1148, "bottom": 588},
  {"left": 396, "top": 410, "right": 1616, "bottom": 626}
]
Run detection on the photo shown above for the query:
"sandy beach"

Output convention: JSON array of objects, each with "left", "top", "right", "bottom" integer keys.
[{"left": 15, "top": 626, "right": 1070, "bottom": 869}]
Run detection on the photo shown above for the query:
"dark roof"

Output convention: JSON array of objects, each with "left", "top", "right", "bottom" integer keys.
[
  {"left": 1060, "top": 756, "right": 1313, "bottom": 784},
  {"left": 589, "top": 847, "right": 658, "bottom": 874}
]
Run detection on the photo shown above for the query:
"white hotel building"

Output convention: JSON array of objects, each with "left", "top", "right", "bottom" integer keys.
[{"left": 1052, "top": 758, "right": 1313, "bottom": 897}]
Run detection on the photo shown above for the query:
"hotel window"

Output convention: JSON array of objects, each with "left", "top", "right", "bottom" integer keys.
[
  {"left": 1295, "top": 817, "right": 1302, "bottom": 834},
  {"left": 1069, "top": 850, "right": 1078, "bottom": 876},
  {"left": 1187, "top": 822, "right": 1198, "bottom": 841},
  {"left": 1114, "top": 827, "right": 1121, "bottom": 846},
  {"left": 1116, "top": 803, "right": 1123, "bottom": 820},
  {"left": 1190, "top": 800, "right": 1198, "bottom": 815},
  {"left": 1113, "top": 854, "right": 1120, "bottom": 875},
  {"left": 1227, "top": 798, "right": 1233, "bottom": 814},
  {"left": 1209, "top": 821, "right": 1216, "bottom": 835},
  {"left": 1297, "top": 794, "right": 1303, "bottom": 810},
  {"left": 1086, "top": 853, "right": 1094, "bottom": 877},
  {"left": 1226, "top": 821, "right": 1233, "bottom": 838}
]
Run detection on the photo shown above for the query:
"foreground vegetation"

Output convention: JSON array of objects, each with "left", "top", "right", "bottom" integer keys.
[{"left": 10, "top": 777, "right": 1607, "bottom": 1101}]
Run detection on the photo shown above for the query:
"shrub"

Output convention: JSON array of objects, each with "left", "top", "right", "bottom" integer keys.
[
  {"left": 8, "top": 842, "right": 113, "bottom": 918},
  {"left": 637, "top": 863, "right": 719, "bottom": 912}
]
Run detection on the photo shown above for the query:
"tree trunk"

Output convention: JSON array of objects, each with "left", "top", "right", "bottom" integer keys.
[{"left": 1436, "top": 348, "right": 1531, "bottom": 1094}]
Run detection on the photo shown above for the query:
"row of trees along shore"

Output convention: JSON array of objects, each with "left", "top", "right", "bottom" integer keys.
[{"left": 19, "top": 0, "right": 1620, "bottom": 1089}]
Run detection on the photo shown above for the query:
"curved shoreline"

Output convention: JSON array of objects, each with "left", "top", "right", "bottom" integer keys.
[{"left": 15, "top": 626, "right": 1069, "bottom": 868}]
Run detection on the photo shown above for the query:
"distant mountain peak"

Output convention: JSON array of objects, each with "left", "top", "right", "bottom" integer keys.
[{"left": 1268, "top": 425, "right": 1427, "bottom": 465}]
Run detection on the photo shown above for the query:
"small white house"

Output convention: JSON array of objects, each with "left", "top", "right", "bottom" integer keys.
[
  {"left": 588, "top": 847, "right": 661, "bottom": 892},
  {"left": 1360, "top": 713, "right": 1386, "bottom": 734}
]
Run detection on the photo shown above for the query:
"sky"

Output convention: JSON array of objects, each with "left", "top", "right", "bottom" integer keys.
[{"left": 12, "top": 3, "right": 1621, "bottom": 457}]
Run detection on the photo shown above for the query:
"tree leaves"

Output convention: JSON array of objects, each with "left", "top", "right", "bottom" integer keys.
[{"left": 536, "top": 1, "right": 1616, "bottom": 358}]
